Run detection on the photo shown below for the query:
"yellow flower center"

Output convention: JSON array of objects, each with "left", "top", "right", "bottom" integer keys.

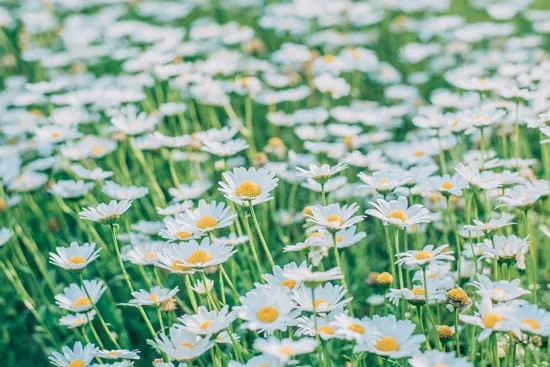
[
  {"left": 73, "top": 296, "right": 91, "bottom": 309},
  {"left": 68, "top": 256, "right": 86, "bottom": 265},
  {"left": 313, "top": 299, "right": 331, "bottom": 309},
  {"left": 178, "top": 342, "right": 194, "bottom": 349},
  {"left": 257, "top": 306, "right": 279, "bottom": 323},
  {"left": 68, "top": 360, "right": 86, "bottom": 367},
  {"left": 415, "top": 251, "right": 433, "bottom": 260},
  {"left": 268, "top": 137, "right": 285, "bottom": 148},
  {"left": 335, "top": 235, "right": 344, "bottom": 243},
  {"left": 317, "top": 326, "right": 335, "bottom": 335},
  {"left": 176, "top": 231, "right": 191, "bottom": 239},
  {"left": 280, "top": 279, "right": 297, "bottom": 289},
  {"left": 236, "top": 180, "right": 262, "bottom": 198},
  {"left": 186, "top": 250, "right": 212, "bottom": 264},
  {"left": 196, "top": 216, "right": 218, "bottom": 230},
  {"left": 414, "top": 149, "right": 425, "bottom": 157},
  {"left": 148, "top": 293, "right": 159, "bottom": 303},
  {"left": 376, "top": 272, "right": 394, "bottom": 285},
  {"left": 343, "top": 136, "right": 354, "bottom": 147},
  {"left": 325, "top": 214, "right": 344, "bottom": 227},
  {"left": 412, "top": 287, "right": 425, "bottom": 296},
  {"left": 199, "top": 320, "right": 213, "bottom": 330},
  {"left": 171, "top": 260, "right": 190, "bottom": 272},
  {"left": 437, "top": 325, "right": 454, "bottom": 338},
  {"left": 348, "top": 323, "right": 365, "bottom": 334},
  {"left": 521, "top": 318, "right": 540, "bottom": 330},
  {"left": 483, "top": 313, "right": 504, "bottom": 328},
  {"left": 280, "top": 346, "right": 294, "bottom": 355},
  {"left": 91, "top": 145, "right": 104, "bottom": 155},
  {"left": 387, "top": 210, "right": 408, "bottom": 222},
  {"left": 447, "top": 288, "right": 469, "bottom": 304},
  {"left": 52, "top": 131, "right": 62, "bottom": 138},
  {"left": 324, "top": 54, "right": 335, "bottom": 62},
  {"left": 302, "top": 206, "right": 312, "bottom": 216},
  {"left": 375, "top": 336, "right": 400, "bottom": 352},
  {"left": 377, "top": 178, "right": 390, "bottom": 185},
  {"left": 144, "top": 252, "right": 157, "bottom": 260},
  {"left": 440, "top": 181, "right": 454, "bottom": 190}
]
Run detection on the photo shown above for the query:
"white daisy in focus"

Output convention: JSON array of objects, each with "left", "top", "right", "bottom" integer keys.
[
  {"left": 55, "top": 279, "right": 106, "bottom": 312},
  {"left": 153, "top": 326, "right": 213, "bottom": 362},
  {"left": 305, "top": 203, "right": 363, "bottom": 232},
  {"left": 49, "top": 342, "right": 96, "bottom": 367},
  {"left": 479, "top": 235, "right": 529, "bottom": 269},
  {"left": 296, "top": 163, "right": 347, "bottom": 184},
  {"left": 175, "top": 200, "right": 236, "bottom": 233},
  {"left": 49, "top": 241, "right": 101, "bottom": 271},
  {"left": 396, "top": 244, "right": 454, "bottom": 269},
  {"left": 515, "top": 303, "right": 550, "bottom": 336},
  {"left": 59, "top": 311, "right": 96, "bottom": 329},
  {"left": 366, "top": 196, "right": 432, "bottom": 228},
  {"left": 179, "top": 305, "right": 237, "bottom": 336},
  {"left": 157, "top": 238, "right": 235, "bottom": 271},
  {"left": 79, "top": 200, "right": 132, "bottom": 224},
  {"left": 292, "top": 283, "right": 351, "bottom": 313},
  {"left": 219, "top": 167, "right": 278, "bottom": 206},
  {"left": 470, "top": 274, "right": 529, "bottom": 302},
  {"left": 455, "top": 163, "right": 501, "bottom": 190},
  {"left": 127, "top": 286, "right": 179, "bottom": 307},
  {"left": 459, "top": 297, "right": 520, "bottom": 341}
]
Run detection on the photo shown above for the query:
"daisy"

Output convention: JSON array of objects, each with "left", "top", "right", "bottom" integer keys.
[
  {"left": 366, "top": 196, "right": 432, "bottom": 228},
  {"left": 122, "top": 242, "right": 165, "bottom": 266},
  {"left": 471, "top": 274, "right": 530, "bottom": 302},
  {"left": 396, "top": 244, "right": 454, "bottom": 269},
  {"left": 409, "top": 350, "right": 473, "bottom": 367},
  {"left": 94, "top": 349, "right": 140, "bottom": 360},
  {"left": 158, "top": 216, "right": 200, "bottom": 242},
  {"left": 236, "top": 286, "right": 300, "bottom": 334},
  {"left": 283, "top": 266, "right": 343, "bottom": 284},
  {"left": 388, "top": 281, "right": 447, "bottom": 307},
  {"left": 253, "top": 337, "right": 318, "bottom": 363},
  {"left": 355, "top": 315, "right": 425, "bottom": 358},
  {"left": 158, "top": 237, "right": 236, "bottom": 270},
  {"left": 455, "top": 163, "right": 501, "bottom": 190},
  {"left": 201, "top": 138, "right": 249, "bottom": 157},
  {"left": 154, "top": 326, "right": 213, "bottom": 362},
  {"left": 296, "top": 313, "right": 339, "bottom": 340},
  {"left": 71, "top": 164, "right": 113, "bottom": 181},
  {"left": 296, "top": 163, "right": 348, "bottom": 184},
  {"left": 49, "top": 242, "right": 101, "bottom": 271},
  {"left": 55, "top": 279, "right": 106, "bottom": 313},
  {"left": 49, "top": 342, "right": 96, "bottom": 367},
  {"left": 515, "top": 303, "right": 550, "bottom": 336},
  {"left": 305, "top": 203, "right": 363, "bottom": 232},
  {"left": 0, "top": 228, "right": 13, "bottom": 247},
  {"left": 422, "top": 174, "right": 469, "bottom": 197},
  {"left": 461, "top": 107, "right": 506, "bottom": 128},
  {"left": 174, "top": 200, "right": 236, "bottom": 234},
  {"left": 179, "top": 305, "right": 237, "bottom": 336},
  {"left": 110, "top": 104, "right": 159, "bottom": 136},
  {"left": 156, "top": 201, "right": 194, "bottom": 216},
  {"left": 79, "top": 200, "right": 132, "bottom": 225},
  {"left": 262, "top": 262, "right": 309, "bottom": 291},
  {"left": 102, "top": 181, "right": 149, "bottom": 201},
  {"left": 358, "top": 170, "right": 411, "bottom": 193},
  {"left": 169, "top": 181, "right": 212, "bottom": 201},
  {"left": 59, "top": 311, "right": 96, "bottom": 329},
  {"left": 292, "top": 283, "right": 352, "bottom": 313},
  {"left": 219, "top": 167, "right": 278, "bottom": 206},
  {"left": 462, "top": 213, "right": 515, "bottom": 232},
  {"left": 7, "top": 170, "right": 48, "bottom": 192},
  {"left": 49, "top": 180, "right": 95, "bottom": 199},
  {"left": 459, "top": 297, "right": 520, "bottom": 341},
  {"left": 479, "top": 235, "right": 529, "bottom": 269},
  {"left": 331, "top": 313, "right": 370, "bottom": 340},
  {"left": 127, "top": 286, "right": 179, "bottom": 307},
  {"left": 498, "top": 183, "right": 549, "bottom": 208},
  {"left": 191, "top": 277, "right": 214, "bottom": 294}
]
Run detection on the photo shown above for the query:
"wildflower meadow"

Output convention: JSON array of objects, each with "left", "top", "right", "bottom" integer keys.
[{"left": 1, "top": 0, "right": 550, "bottom": 366}]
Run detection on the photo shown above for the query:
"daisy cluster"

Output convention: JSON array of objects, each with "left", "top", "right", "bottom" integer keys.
[{"left": 0, "top": 0, "right": 550, "bottom": 366}]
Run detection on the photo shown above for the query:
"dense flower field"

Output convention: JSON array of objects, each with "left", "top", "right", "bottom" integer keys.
[{"left": 1, "top": 0, "right": 550, "bottom": 366}]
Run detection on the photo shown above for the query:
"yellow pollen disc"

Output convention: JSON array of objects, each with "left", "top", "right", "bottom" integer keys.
[
  {"left": 176, "top": 231, "right": 191, "bottom": 239},
  {"left": 447, "top": 288, "right": 469, "bottom": 303},
  {"left": 68, "top": 360, "right": 86, "bottom": 367},
  {"left": 171, "top": 260, "right": 190, "bottom": 272},
  {"left": 302, "top": 206, "right": 312, "bottom": 216},
  {"left": 257, "top": 306, "right": 279, "bottom": 323},
  {"left": 148, "top": 293, "right": 159, "bottom": 303},
  {"left": 199, "top": 320, "right": 213, "bottom": 330},
  {"left": 440, "top": 181, "right": 454, "bottom": 190},
  {"left": 375, "top": 336, "right": 400, "bottom": 352},
  {"left": 377, "top": 178, "right": 390, "bottom": 185},
  {"left": 313, "top": 299, "right": 331, "bottom": 309},
  {"left": 412, "top": 287, "right": 425, "bottom": 296},
  {"left": 324, "top": 54, "right": 335, "bottom": 62},
  {"left": 415, "top": 251, "right": 433, "bottom": 260},
  {"left": 73, "top": 296, "right": 91, "bottom": 309},
  {"left": 52, "top": 131, "right": 62, "bottom": 138},
  {"left": 325, "top": 214, "right": 344, "bottom": 227},
  {"left": 280, "top": 279, "right": 297, "bottom": 289},
  {"left": 268, "top": 137, "right": 285, "bottom": 148},
  {"left": 68, "top": 255, "right": 86, "bottom": 265},
  {"left": 387, "top": 210, "right": 408, "bottom": 222},
  {"left": 483, "top": 313, "right": 504, "bottom": 328},
  {"left": 317, "top": 326, "right": 335, "bottom": 335},
  {"left": 521, "top": 318, "right": 540, "bottom": 330},
  {"left": 307, "top": 232, "right": 322, "bottom": 239},
  {"left": 186, "top": 250, "right": 212, "bottom": 264},
  {"left": 280, "top": 346, "right": 294, "bottom": 355},
  {"left": 376, "top": 272, "right": 393, "bottom": 285},
  {"left": 451, "top": 120, "right": 459, "bottom": 127},
  {"left": 348, "top": 323, "right": 365, "bottom": 334},
  {"left": 196, "top": 216, "right": 218, "bottom": 230},
  {"left": 144, "top": 252, "right": 156, "bottom": 260},
  {"left": 475, "top": 114, "right": 489, "bottom": 121},
  {"left": 178, "top": 342, "right": 194, "bottom": 349},
  {"left": 343, "top": 136, "right": 354, "bottom": 146},
  {"left": 335, "top": 235, "right": 344, "bottom": 243},
  {"left": 236, "top": 180, "right": 262, "bottom": 198},
  {"left": 414, "top": 149, "right": 425, "bottom": 157},
  {"left": 91, "top": 145, "right": 104, "bottom": 155},
  {"left": 438, "top": 325, "right": 454, "bottom": 338}
]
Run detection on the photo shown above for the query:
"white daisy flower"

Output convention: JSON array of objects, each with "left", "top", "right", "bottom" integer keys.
[
  {"left": 158, "top": 237, "right": 236, "bottom": 270},
  {"left": 110, "top": 104, "right": 159, "bottom": 136},
  {"left": 59, "top": 311, "right": 96, "bottom": 330},
  {"left": 470, "top": 274, "right": 529, "bottom": 302},
  {"left": 498, "top": 182, "right": 549, "bottom": 208},
  {"left": 305, "top": 203, "right": 363, "bottom": 232},
  {"left": 179, "top": 305, "right": 237, "bottom": 336},
  {"left": 219, "top": 167, "right": 278, "bottom": 206},
  {"left": 50, "top": 242, "right": 101, "bottom": 271},
  {"left": 455, "top": 163, "right": 501, "bottom": 190},
  {"left": 49, "top": 342, "right": 96, "bottom": 367},
  {"left": 479, "top": 235, "right": 529, "bottom": 269},
  {"left": 127, "top": 286, "right": 179, "bottom": 307},
  {"left": 94, "top": 349, "right": 140, "bottom": 360},
  {"left": 55, "top": 279, "right": 106, "bottom": 313},
  {"left": 156, "top": 201, "right": 194, "bottom": 216},
  {"left": 191, "top": 277, "right": 214, "bottom": 294},
  {"left": 296, "top": 163, "right": 348, "bottom": 183},
  {"left": 236, "top": 286, "right": 300, "bottom": 334},
  {"left": 331, "top": 313, "right": 370, "bottom": 341},
  {"left": 262, "top": 262, "right": 309, "bottom": 291},
  {"left": 49, "top": 180, "right": 95, "bottom": 199},
  {"left": 79, "top": 200, "right": 132, "bottom": 224},
  {"left": 153, "top": 326, "right": 213, "bottom": 362},
  {"left": 358, "top": 170, "right": 411, "bottom": 193},
  {"left": 253, "top": 337, "right": 318, "bottom": 363},
  {"left": 366, "top": 196, "right": 432, "bottom": 228},
  {"left": 355, "top": 315, "right": 425, "bottom": 358},
  {"left": 174, "top": 200, "right": 236, "bottom": 233},
  {"left": 396, "top": 244, "right": 454, "bottom": 269},
  {"left": 422, "top": 174, "right": 469, "bottom": 197},
  {"left": 292, "top": 283, "right": 352, "bottom": 313},
  {"left": 71, "top": 164, "right": 113, "bottom": 181},
  {"left": 102, "top": 181, "right": 149, "bottom": 200},
  {"left": 515, "top": 303, "right": 550, "bottom": 336},
  {"left": 169, "top": 181, "right": 212, "bottom": 201},
  {"left": 459, "top": 297, "right": 520, "bottom": 341},
  {"left": 7, "top": 170, "right": 48, "bottom": 192},
  {"left": 122, "top": 242, "right": 166, "bottom": 266},
  {"left": 201, "top": 138, "right": 248, "bottom": 157},
  {"left": 462, "top": 213, "right": 515, "bottom": 232}
]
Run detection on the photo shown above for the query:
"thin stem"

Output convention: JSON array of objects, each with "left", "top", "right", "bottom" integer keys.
[{"left": 249, "top": 202, "right": 275, "bottom": 267}]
